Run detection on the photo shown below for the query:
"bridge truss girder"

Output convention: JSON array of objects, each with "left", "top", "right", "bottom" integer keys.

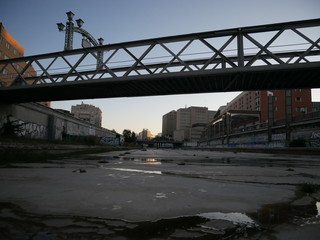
[{"left": 0, "top": 18, "right": 320, "bottom": 102}]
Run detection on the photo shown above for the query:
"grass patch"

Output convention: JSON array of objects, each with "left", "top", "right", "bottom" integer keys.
[{"left": 297, "top": 183, "right": 320, "bottom": 194}]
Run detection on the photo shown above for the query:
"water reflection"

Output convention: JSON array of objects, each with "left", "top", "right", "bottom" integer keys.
[
  {"left": 140, "top": 158, "right": 161, "bottom": 165},
  {"left": 144, "top": 158, "right": 157, "bottom": 162},
  {"left": 103, "top": 167, "right": 162, "bottom": 175}
]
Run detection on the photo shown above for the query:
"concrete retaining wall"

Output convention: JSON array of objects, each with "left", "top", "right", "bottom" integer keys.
[
  {"left": 200, "top": 126, "right": 320, "bottom": 148},
  {"left": 0, "top": 103, "right": 118, "bottom": 145}
]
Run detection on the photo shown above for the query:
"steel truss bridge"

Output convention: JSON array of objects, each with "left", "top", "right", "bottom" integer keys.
[{"left": 0, "top": 18, "right": 320, "bottom": 103}]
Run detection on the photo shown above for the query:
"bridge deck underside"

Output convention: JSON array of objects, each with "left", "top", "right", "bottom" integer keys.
[{"left": 1, "top": 63, "right": 319, "bottom": 103}]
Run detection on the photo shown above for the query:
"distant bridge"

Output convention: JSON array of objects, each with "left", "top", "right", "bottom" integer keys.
[{"left": 0, "top": 18, "right": 320, "bottom": 103}]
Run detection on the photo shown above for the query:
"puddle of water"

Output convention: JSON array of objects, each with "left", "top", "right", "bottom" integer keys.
[{"left": 103, "top": 167, "right": 162, "bottom": 175}]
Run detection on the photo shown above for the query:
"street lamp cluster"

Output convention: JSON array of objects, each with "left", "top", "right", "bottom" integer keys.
[{"left": 57, "top": 11, "right": 104, "bottom": 69}]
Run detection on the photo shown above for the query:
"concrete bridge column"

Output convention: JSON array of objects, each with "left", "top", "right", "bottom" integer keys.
[
  {"left": 225, "top": 113, "right": 231, "bottom": 145},
  {"left": 47, "top": 115, "right": 56, "bottom": 140},
  {"left": 267, "top": 94, "right": 274, "bottom": 143},
  {"left": 285, "top": 90, "right": 292, "bottom": 147}
]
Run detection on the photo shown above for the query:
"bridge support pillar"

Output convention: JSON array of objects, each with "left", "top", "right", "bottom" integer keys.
[
  {"left": 47, "top": 115, "right": 56, "bottom": 140},
  {"left": 285, "top": 90, "right": 292, "bottom": 147},
  {"left": 226, "top": 113, "right": 231, "bottom": 145},
  {"left": 267, "top": 93, "right": 274, "bottom": 143}
]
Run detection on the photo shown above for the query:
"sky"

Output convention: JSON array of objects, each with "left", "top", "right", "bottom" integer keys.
[{"left": 1, "top": 0, "right": 319, "bottom": 135}]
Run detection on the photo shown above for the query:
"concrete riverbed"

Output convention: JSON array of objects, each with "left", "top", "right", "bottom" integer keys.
[{"left": 0, "top": 148, "right": 320, "bottom": 239}]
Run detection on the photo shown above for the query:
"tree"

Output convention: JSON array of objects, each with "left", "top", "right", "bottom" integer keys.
[
  {"left": 122, "top": 129, "right": 137, "bottom": 143},
  {"left": 1, "top": 115, "right": 24, "bottom": 137},
  {"left": 131, "top": 131, "right": 137, "bottom": 142}
]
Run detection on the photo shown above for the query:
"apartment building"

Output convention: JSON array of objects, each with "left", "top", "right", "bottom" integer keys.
[
  {"left": 71, "top": 102, "right": 102, "bottom": 127},
  {"left": 221, "top": 89, "right": 312, "bottom": 122},
  {"left": 162, "top": 106, "right": 216, "bottom": 141},
  {"left": 0, "top": 22, "right": 50, "bottom": 107}
]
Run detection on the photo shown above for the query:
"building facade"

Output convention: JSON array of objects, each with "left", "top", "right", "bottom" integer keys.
[
  {"left": 71, "top": 102, "right": 102, "bottom": 127},
  {"left": 162, "top": 110, "right": 177, "bottom": 138},
  {"left": 176, "top": 108, "right": 191, "bottom": 130},
  {"left": 313, "top": 102, "right": 320, "bottom": 112},
  {"left": 141, "top": 129, "right": 152, "bottom": 140},
  {"left": 220, "top": 89, "right": 312, "bottom": 123},
  {"left": 0, "top": 22, "right": 51, "bottom": 107},
  {"left": 204, "top": 89, "right": 314, "bottom": 143},
  {"left": 162, "top": 106, "right": 216, "bottom": 142}
]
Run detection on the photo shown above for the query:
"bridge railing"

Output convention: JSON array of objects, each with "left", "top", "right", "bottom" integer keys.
[{"left": 0, "top": 18, "right": 320, "bottom": 88}]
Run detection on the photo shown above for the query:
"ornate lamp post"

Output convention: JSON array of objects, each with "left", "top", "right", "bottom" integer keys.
[{"left": 57, "top": 11, "right": 104, "bottom": 69}]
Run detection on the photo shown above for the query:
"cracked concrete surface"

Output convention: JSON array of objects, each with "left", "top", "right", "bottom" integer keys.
[{"left": 0, "top": 148, "right": 320, "bottom": 239}]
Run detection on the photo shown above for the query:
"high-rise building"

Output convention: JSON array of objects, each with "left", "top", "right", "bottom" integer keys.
[
  {"left": 162, "top": 106, "right": 216, "bottom": 141},
  {"left": 190, "top": 106, "right": 208, "bottom": 125},
  {"left": 176, "top": 108, "right": 191, "bottom": 130},
  {"left": 0, "top": 22, "right": 51, "bottom": 107},
  {"left": 162, "top": 110, "right": 176, "bottom": 138},
  {"left": 71, "top": 102, "right": 102, "bottom": 127}
]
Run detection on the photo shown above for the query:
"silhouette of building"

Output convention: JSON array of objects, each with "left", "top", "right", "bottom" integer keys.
[
  {"left": 0, "top": 22, "right": 51, "bottom": 107},
  {"left": 71, "top": 102, "right": 102, "bottom": 127}
]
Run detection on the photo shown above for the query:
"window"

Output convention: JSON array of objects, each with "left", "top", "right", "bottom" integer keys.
[
  {"left": 0, "top": 36, "right": 3, "bottom": 43},
  {"left": 5, "top": 42, "right": 11, "bottom": 50},
  {"left": 0, "top": 50, "right": 2, "bottom": 57},
  {"left": 295, "top": 89, "right": 302, "bottom": 92},
  {"left": 13, "top": 49, "right": 17, "bottom": 55},
  {"left": 295, "top": 97, "right": 302, "bottom": 102},
  {"left": 300, "top": 107, "right": 306, "bottom": 113},
  {"left": 296, "top": 107, "right": 306, "bottom": 113},
  {"left": 2, "top": 69, "right": 9, "bottom": 75}
]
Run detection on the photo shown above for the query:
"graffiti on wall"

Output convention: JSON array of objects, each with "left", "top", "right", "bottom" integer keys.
[
  {"left": 310, "top": 130, "right": 320, "bottom": 148},
  {"left": 18, "top": 121, "right": 47, "bottom": 139},
  {"left": 100, "top": 136, "right": 121, "bottom": 146},
  {"left": 0, "top": 115, "right": 47, "bottom": 139}
]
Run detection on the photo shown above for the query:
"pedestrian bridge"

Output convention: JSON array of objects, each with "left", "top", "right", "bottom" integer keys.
[{"left": 0, "top": 18, "right": 320, "bottom": 103}]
